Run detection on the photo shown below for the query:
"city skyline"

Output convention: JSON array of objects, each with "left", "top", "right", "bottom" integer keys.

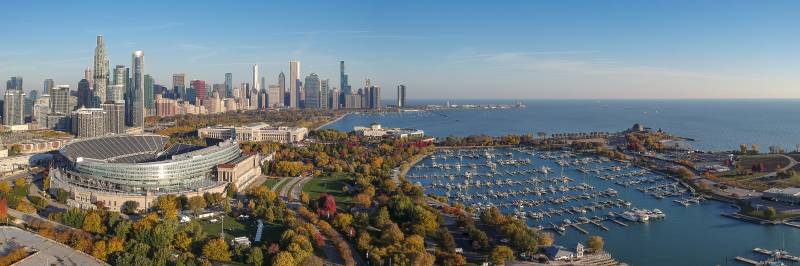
[{"left": 1, "top": 1, "right": 799, "bottom": 99}]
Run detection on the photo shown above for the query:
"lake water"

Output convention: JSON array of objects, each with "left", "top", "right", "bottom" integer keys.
[
  {"left": 327, "top": 100, "right": 800, "bottom": 265},
  {"left": 330, "top": 99, "right": 800, "bottom": 152}
]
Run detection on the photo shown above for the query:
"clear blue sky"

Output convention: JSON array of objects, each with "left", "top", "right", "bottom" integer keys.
[{"left": 1, "top": 0, "right": 798, "bottom": 99}]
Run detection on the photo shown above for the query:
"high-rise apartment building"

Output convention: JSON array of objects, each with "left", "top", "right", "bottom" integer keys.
[
  {"left": 303, "top": 74, "right": 321, "bottom": 109},
  {"left": 77, "top": 79, "right": 92, "bottom": 108},
  {"left": 224, "top": 73, "right": 233, "bottom": 98},
  {"left": 2, "top": 89, "right": 25, "bottom": 125},
  {"left": 6, "top": 76, "right": 23, "bottom": 91},
  {"left": 397, "top": 85, "right": 407, "bottom": 108},
  {"left": 320, "top": 79, "right": 329, "bottom": 109},
  {"left": 71, "top": 107, "right": 106, "bottom": 138},
  {"left": 43, "top": 79, "right": 54, "bottom": 94},
  {"left": 101, "top": 102, "right": 125, "bottom": 134},
  {"left": 49, "top": 85, "right": 70, "bottom": 115},
  {"left": 144, "top": 75, "right": 154, "bottom": 116},
  {"left": 278, "top": 72, "right": 286, "bottom": 107},
  {"left": 93, "top": 35, "right": 109, "bottom": 107},
  {"left": 330, "top": 88, "right": 340, "bottom": 110},
  {"left": 172, "top": 73, "right": 186, "bottom": 100},
  {"left": 267, "top": 84, "right": 281, "bottom": 108},
  {"left": 289, "top": 61, "right": 300, "bottom": 108},
  {"left": 128, "top": 51, "right": 145, "bottom": 128},
  {"left": 252, "top": 64, "right": 260, "bottom": 90},
  {"left": 190, "top": 80, "right": 206, "bottom": 105}
]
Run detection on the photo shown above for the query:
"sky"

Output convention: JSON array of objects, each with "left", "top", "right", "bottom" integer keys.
[{"left": 1, "top": 0, "right": 799, "bottom": 99}]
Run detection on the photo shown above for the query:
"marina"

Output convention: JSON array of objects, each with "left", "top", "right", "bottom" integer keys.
[
  {"left": 331, "top": 104, "right": 800, "bottom": 266},
  {"left": 408, "top": 148, "right": 679, "bottom": 235}
]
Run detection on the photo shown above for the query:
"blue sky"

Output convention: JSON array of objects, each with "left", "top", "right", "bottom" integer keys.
[{"left": 1, "top": 0, "right": 798, "bottom": 99}]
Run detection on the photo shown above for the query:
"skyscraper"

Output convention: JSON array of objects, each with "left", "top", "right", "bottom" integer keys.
[
  {"left": 113, "top": 65, "right": 128, "bottom": 86},
  {"left": 77, "top": 79, "right": 92, "bottom": 108},
  {"left": 252, "top": 64, "right": 260, "bottom": 90},
  {"left": 224, "top": 73, "right": 233, "bottom": 98},
  {"left": 278, "top": 72, "right": 286, "bottom": 107},
  {"left": 303, "top": 74, "right": 321, "bottom": 109},
  {"left": 71, "top": 107, "right": 106, "bottom": 138},
  {"left": 2, "top": 89, "right": 25, "bottom": 125},
  {"left": 397, "top": 85, "right": 407, "bottom": 108},
  {"left": 49, "top": 85, "right": 70, "bottom": 115},
  {"left": 43, "top": 79, "right": 54, "bottom": 94},
  {"left": 172, "top": 73, "right": 186, "bottom": 100},
  {"left": 320, "top": 79, "right": 329, "bottom": 109},
  {"left": 93, "top": 35, "right": 109, "bottom": 106},
  {"left": 190, "top": 80, "right": 207, "bottom": 105},
  {"left": 289, "top": 61, "right": 300, "bottom": 108},
  {"left": 144, "top": 74, "right": 154, "bottom": 115},
  {"left": 6, "top": 76, "right": 23, "bottom": 91},
  {"left": 340, "top": 61, "right": 350, "bottom": 95},
  {"left": 108, "top": 85, "right": 124, "bottom": 103},
  {"left": 129, "top": 51, "right": 145, "bottom": 128},
  {"left": 101, "top": 101, "right": 125, "bottom": 134}
]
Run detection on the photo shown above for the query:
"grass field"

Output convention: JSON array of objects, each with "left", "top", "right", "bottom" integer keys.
[
  {"left": 302, "top": 172, "right": 354, "bottom": 210},
  {"left": 715, "top": 154, "right": 795, "bottom": 191},
  {"left": 736, "top": 154, "right": 790, "bottom": 172},
  {"left": 200, "top": 215, "right": 286, "bottom": 243},
  {"left": 263, "top": 178, "right": 281, "bottom": 189}
]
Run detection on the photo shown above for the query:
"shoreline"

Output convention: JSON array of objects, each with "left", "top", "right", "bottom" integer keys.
[{"left": 314, "top": 112, "right": 349, "bottom": 131}]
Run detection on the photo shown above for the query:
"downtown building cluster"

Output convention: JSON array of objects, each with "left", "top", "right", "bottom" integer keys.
[{"left": 1, "top": 35, "right": 411, "bottom": 138}]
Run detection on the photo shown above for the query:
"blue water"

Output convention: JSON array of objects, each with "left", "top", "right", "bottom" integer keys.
[
  {"left": 328, "top": 100, "right": 800, "bottom": 265},
  {"left": 333, "top": 99, "right": 800, "bottom": 152}
]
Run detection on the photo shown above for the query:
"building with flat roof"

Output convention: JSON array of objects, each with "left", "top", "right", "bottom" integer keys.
[
  {"left": 198, "top": 123, "right": 308, "bottom": 143},
  {"left": 354, "top": 123, "right": 424, "bottom": 139},
  {"left": 217, "top": 153, "right": 261, "bottom": 189},
  {"left": 763, "top": 187, "right": 800, "bottom": 204}
]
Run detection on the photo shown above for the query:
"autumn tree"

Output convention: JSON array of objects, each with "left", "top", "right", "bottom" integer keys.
[
  {"left": 587, "top": 236, "right": 604, "bottom": 253},
  {"left": 490, "top": 245, "right": 514, "bottom": 265},
  {"left": 272, "top": 251, "right": 295, "bottom": 266},
  {"left": 202, "top": 237, "right": 232, "bottom": 261},
  {"left": 247, "top": 247, "right": 264, "bottom": 266},
  {"left": 316, "top": 194, "right": 336, "bottom": 218},
  {"left": 82, "top": 212, "right": 106, "bottom": 234}
]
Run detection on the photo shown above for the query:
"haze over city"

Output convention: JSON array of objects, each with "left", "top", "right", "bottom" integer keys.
[{"left": 1, "top": 0, "right": 798, "bottom": 99}]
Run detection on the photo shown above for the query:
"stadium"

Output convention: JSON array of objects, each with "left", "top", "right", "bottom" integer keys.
[{"left": 49, "top": 134, "right": 260, "bottom": 212}]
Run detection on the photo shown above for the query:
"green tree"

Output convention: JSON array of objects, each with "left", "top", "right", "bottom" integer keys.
[
  {"left": 490, "top": 245, "right": 514, "bottom": 266},
  {"left": 121, "top": 201, "right": 139, "bottom": 214},
  {"left": 247, "top": 247, "right": 264, "bottom": 266},
  {"left": 188, "top": 196, "right": 207, "bottom": 216},
  {"left": 202, "top": 237, "right": 232, "bottom": 261},
  {"left": 764, "top": 207, "right": 778, "bottom": 221}
]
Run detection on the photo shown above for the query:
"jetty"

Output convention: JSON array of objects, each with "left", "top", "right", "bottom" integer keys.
[
  {"left": 753, "top": 247, "right": 800, "bottom": 262},
  {"left": 734, "top": 256, "right": 760, "bottom": 265},
  {"left": 570, "top": 224, "right": 589, "bottom": 234},
  {"left": 590, "top": 220, "right": 610, "bottom": 231},
  {"left": 610, "top": 219, "right": 629, "bottom": 227}
]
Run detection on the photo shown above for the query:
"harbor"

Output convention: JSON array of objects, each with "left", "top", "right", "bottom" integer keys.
[{"left": 405, "top": 146, "right": 800, "bottom": 265}]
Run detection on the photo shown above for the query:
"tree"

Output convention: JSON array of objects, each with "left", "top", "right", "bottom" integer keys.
[
  {"left": 300, "top": 192, "right": 310, "bottom": 206},
  {"left": 155, "top": 195, "right": 179, "bottom": 219},
  {"left": 188, "top": 196, "right": 207, "bottom": 216},
  {"left": 202, "top": 237, "right": 231, "bottom": 261},
  {"left": 247, "top": 247, "right": 264, "bottom": 266},
  {"left": 0, "top": 199, "right": 7, "bottom": 223},
  {"left": 380, "top": 223, "right": 404, "bottom": 246},
  {"left": 438, "top": 228, "right": 456, "bottom": 253},
  {"left": 14, "top": 178, "right": 26, "bottom": 188},
  {"left": 121, "top": 201, "right": 139, "bottom": 214},
  {"left": 490, "top": 245, "right": 514, "bottom": 266},
  {"left": 272, "top": 251, "right": 295, "bottom": 266},
  {"left": 538, "top": 233, "right": 554, "bottom": 246},
  {"left": 91, "top": 240, "right": 108, "bottom": 261},
  {"left": 332, "top": 213, "right": 353, "bottom": 231},
  {"left": 0, "top": 182, "right": 10, "bottom": 194},
  {"left": 316, "top": 194, "right": 336, "bottom": 218},
  {"left": 226, "top": 182, "right": 238, "bottom": 198},
  {"left": 174, "top": 232, "right": 193, "bottom": 252},
  {"left": 765, "top": 207, "right": 778, "bottom": 221},
  {"left": 587, "top": 236, "right": 604, "bottom": 253},
  {"left": 55, "top": 188, "right": 70, "bottom": 204},
  {"left": 82, "top": 212, "right": 106, "bottom": 234}
]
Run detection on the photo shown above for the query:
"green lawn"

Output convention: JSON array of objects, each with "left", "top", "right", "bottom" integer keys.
[
  {"left": 200, "top": 215, "right": 287, "bottom": 244},
  {"left": 302, "top": 172, "right": 354, "bottom": 210},
  {"left": 263, "top": 178, "right": 281, "bottom": 189}
]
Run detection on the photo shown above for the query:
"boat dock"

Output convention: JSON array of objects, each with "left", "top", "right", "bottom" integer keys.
[
  {"left": 734, "top": 256, "right": 760, "bottom": 265},
  {"left": 571, "top": 224, "right": 589, "bottom": 234},
  {"left": 590, "top": 220, "right": 609, "bottom": 231},
  {"left": 753, "top": 247, "right": 800, "bottom": 262},
  {"left": 611, "top": 219, "right": 629, "bottom": 227}
]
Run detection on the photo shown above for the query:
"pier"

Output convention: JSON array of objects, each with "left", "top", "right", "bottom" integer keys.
[
  {"left": 610, "top": 219, "right": 629, "bottom": 227},
  {"left": 590, "top": 220, "right": 609, "bottom": 231},
  {"left": 571, "top": 224, "right": 589, "bottom": 234},
  {"left": 734, "top": 256, "right": 760, "bottom": 265}
]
